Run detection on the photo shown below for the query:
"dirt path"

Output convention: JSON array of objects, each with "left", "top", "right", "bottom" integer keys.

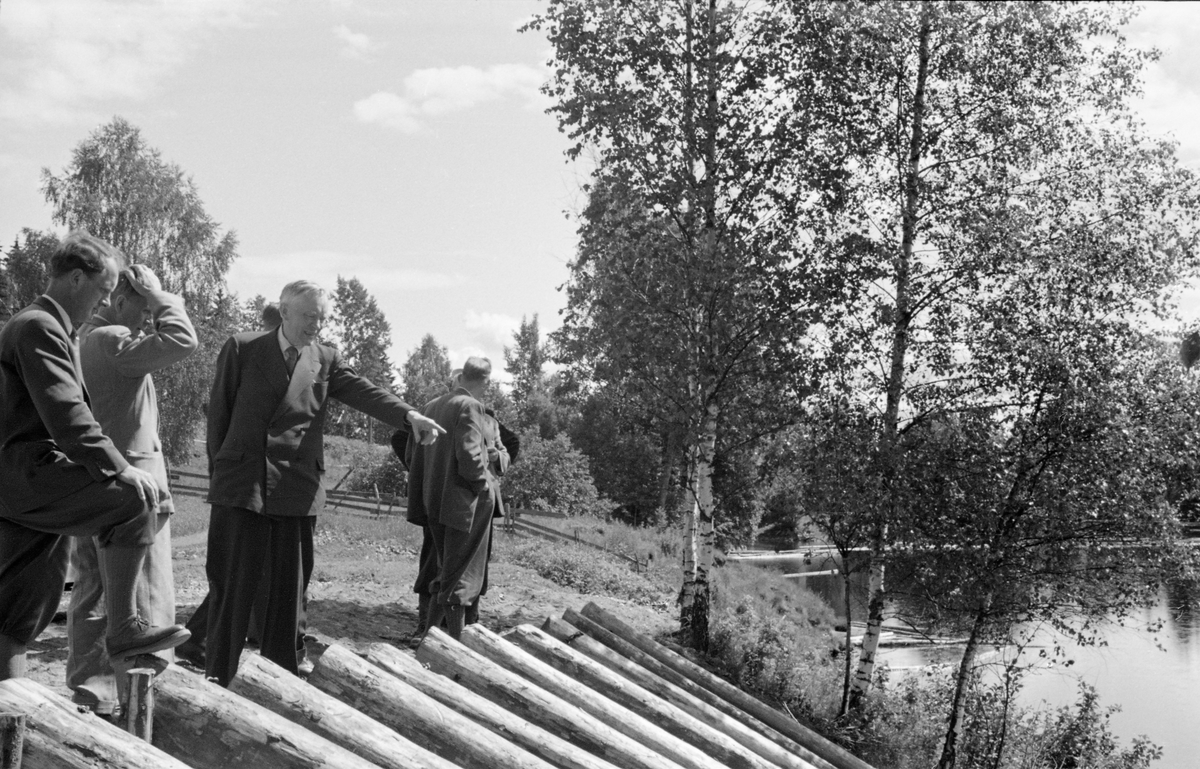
[{"left": 26, "top": 525, "right": 676, "bottom": 697}]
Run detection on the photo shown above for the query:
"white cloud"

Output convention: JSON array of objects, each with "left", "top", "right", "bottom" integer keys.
[
  {"left": 353, "top": 63, "right": 548, "bottom": 132},
  {"left": 463, "top": 309, "right": 520, "bottom": 353},
  {"left": 228, "top": 249, "right": 465, "bottom": 301},
  {"left": 1127, "top": 3, "right": 1200, "bottom": 168},
  {"left": 334, "top": 24, "right": 377, "bottom": 58},
  {"left": 0, "top": 0, "right": 271, "bottom": 125}
]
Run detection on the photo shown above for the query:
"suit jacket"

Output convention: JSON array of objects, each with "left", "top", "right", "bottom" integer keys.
[
  {"left": 206, "top": 330, "right": 416, "bottom": 517},
  {"left": 406, "top": 387, "right": 508, "bottom": 532},
  {"left": 0, "top": 296, "right": 128, "bottom": 515},
  {"left": 78, "top": 290, "right": 198, "bottom": 513}
]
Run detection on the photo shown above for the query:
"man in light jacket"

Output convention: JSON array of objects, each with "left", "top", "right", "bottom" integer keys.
[{"left": 68, "top": 264, "right": 198, "bottom": 711}]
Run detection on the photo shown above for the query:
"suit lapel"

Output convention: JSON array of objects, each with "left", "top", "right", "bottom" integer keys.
[
  {"left": 272, "top": 343, "right": 321, "bottom": 423},
  {"left": 32, "top": 296, "right": 90, "bottom": 405},
  {"left": 250, "top": 332, "right": 292, "bottom": 404}
]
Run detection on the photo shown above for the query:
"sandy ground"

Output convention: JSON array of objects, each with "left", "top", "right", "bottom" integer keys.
[{"left": 24, "top": 519, "right": 677, "bottom": 697}]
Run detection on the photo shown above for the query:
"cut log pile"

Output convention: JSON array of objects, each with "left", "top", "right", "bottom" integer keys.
[{"left": 0, "top": 601, "right": 877, "bottom": 769}]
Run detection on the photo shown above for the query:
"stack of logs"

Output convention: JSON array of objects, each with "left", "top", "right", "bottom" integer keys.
[{"left": 0, "top": 602, "right": 877, "bottom": 769}]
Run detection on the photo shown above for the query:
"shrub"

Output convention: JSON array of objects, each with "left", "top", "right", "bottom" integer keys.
[
  {"left": 322, "top": 435, "right": 407, "bottom": 497},
  {"left": 707, "top": 563, "right": 842, "bottom": 725},
  {"left": 504, "top": 432, "right": 611, "bottom": 517},
  {"left": 503, "top": 538, "right": 673, "bottom": 605}
]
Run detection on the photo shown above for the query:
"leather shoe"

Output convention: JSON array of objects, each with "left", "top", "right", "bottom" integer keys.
[
  {"left": 107, "top": 619, "right": 191, "bottom": 660},
  {"left": 174, "top": 637, "right": 206, "bottom": 668}
]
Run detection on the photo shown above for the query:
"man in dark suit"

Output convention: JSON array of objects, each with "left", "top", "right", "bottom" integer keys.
[
  {"left": 0, "top": 232, "right": 189, "bottom": 680},
  {"left": 202, "top": 279, "right": 442, "bottom": 686},
  {"left": 407, "top": 357, "right": 506, "bottom": 639}
]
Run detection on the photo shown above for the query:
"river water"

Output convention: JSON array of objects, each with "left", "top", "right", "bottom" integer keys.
[{"left": 766, "top": 553, "right": 1200, "bottom": 767}]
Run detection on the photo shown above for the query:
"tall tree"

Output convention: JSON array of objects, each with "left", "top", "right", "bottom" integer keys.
[
  {"left": 42, "top": 117, "right": 237, "bottom": 310},
  {"left": 327, "top": 275, "right": 396, "bottom": 443},
  {"left": 531, "top": 0, "right": 858, "bottom": 646},
  {"left": 401, "top": 334, "right": 452, "bottom": 411},
  {"left": 40, "top": 118, "right": 239, "bottom": 462},
  {"left": 799, "top": 2, "right": 1200, "bottom": 722},
  {"left": 504, "top": 315, "right": 546, "bottom": 407},
  {"left": 1, "top": 229, "right": 57, "bottom": 322}
]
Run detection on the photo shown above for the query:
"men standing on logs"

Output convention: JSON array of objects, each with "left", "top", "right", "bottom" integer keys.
[
  {"left": 406, "top": 356, "right": 507, "bottom": 639},
  {"left": 67, "top": 264, "right": 199, "bottom": 712},
  {"left": 202, "top": 279, "right": 443, "bottom": 685},
  {"left": 0, "top": 232, "right": 190, "bottom": 680}
]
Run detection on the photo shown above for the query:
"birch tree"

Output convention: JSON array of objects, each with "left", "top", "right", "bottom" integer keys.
[
  {"left": 785, "top": 5, "right": 1200, "bottom": 764},
  {"left": 41, "top": 118, "right": 239, "bottom": 462},
  {"left": 533, "top": 0, "right": 861, "bottom": 645}
]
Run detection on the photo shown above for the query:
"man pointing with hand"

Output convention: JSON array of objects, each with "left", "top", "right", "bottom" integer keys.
[{"left": 201, "top": 279, "right": 442, "bottom": 685}]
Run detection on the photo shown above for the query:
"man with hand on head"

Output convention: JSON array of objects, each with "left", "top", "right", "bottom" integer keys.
[
  {"left": 0, "top": 232, "right": 190, "bottom": 681},
  {"left": 67, "top": 264, "right": 198, "bottom": 711},
  {"left": 202, "top": 279, "right": 443, "bottom": 686},
  {"left": 406, "top": 357, "right": 507, "bottom": 639}
]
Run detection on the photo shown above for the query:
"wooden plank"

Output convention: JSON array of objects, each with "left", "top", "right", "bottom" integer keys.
[
  {"left": 417, "top": 627, "right": 691, "bottom": 769},
  {"left": 151, "top": 663, "right": 382, "bottom": 769},
  {"left": 505, "top": 624, "right": 782, "bottom": 769},
  {"left": 229, "top": 651, "right": 457, "bottom": 769},
  {"left": 579, "top": 602, "right": 877, "bottom": 769},
  {"left": 364, "top": 642, "right": 622, "bottom": 769},
  {"left": 545, "top": 616, "right": 824, "bottom": 769},
  {"left": 309, "top": 643, "right": 559, "bottom": 769},
  {"left": 461, "top": 624, "right": 729, "bottom": 769},
  {"left": 0, "top": 678, "right": 189, "bottom": 769}
]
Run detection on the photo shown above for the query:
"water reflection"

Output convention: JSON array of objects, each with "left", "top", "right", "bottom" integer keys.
[{"left": 753, "top": 552, "right": 1200, "bottom": 767}]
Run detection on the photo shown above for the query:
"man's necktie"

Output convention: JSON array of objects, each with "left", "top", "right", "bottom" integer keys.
[{"left": 285, "top": 345, "right": 299, "bottom": 377}]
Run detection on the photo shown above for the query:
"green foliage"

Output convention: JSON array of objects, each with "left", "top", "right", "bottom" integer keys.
[
  {"left": 707, "top": 563, "right": 842, "bottom": 724},
  {"left": 326, "top": 276, "right": 397, "bottom": 443},
  {"left": 400, "top": 333, "right": 452, "bottom": 409},
  {"left": 42, "top": 117, "right": 237, "bottom": 309},
  {"left": 343, "top": 445, "right": 406, "bottom": 499},
  {"left": 503, "top": 538, "right": 672, "bottom": 605},
  {"left": 504, "top": 431, "right": 610, "bottom": 518},
  {"left": 1, "top": 229, "right": 57, "bottom": 319},
  {"left": 40, "top": 117, "right": 240, "bottom": 463},
  {"left": 570, "top": 390, "right": 670, "bottom": 526},
  {"left": 504, "top": 314, "right": 546, "bottom": 410},
  {"left": 841, "top": 672, "right": 1160, "bottom": 769}
]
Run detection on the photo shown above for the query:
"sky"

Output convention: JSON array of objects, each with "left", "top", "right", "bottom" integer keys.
[{"left": 2, "top": 1, "right": 1200, "bottom": 379}]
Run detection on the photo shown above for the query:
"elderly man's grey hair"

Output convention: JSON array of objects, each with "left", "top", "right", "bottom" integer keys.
[{"left": 279, "top": 280, "right": 326, "bottom": 309}]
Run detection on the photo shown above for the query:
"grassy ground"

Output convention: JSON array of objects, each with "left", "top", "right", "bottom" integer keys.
[{"left": 25, "top": 468, "right": 680, "bottom": 697}]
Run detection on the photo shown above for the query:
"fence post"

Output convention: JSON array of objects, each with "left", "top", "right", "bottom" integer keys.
[{"left": 0, "top": 712, "right": 25, "bottom": 769}]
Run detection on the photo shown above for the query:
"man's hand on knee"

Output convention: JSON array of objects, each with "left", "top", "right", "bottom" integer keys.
[{"left": 116, "top": 466, "right": 160, "bottom": 509}]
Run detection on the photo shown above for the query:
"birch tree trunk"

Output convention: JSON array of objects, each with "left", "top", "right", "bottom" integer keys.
[
  {"left": 849, "top": 0, "right": 932, "bottom": 711},
  {"left": 937, "top": 598, "right": 991, "bottom": 769},
  {"left": 690, "top": 404, "right": 719, "bottom": 650}
]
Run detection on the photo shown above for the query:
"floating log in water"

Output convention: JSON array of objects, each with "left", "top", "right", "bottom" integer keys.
[
  {"left": 546, "top": 615, "right": 824, "bottom": 769},
  {"left": 0, "top": 677, "right": 188, "bottom": 769},
  {"left": 150, "top": 663, "right": 380, "bottom": 769},
  {"left": 308, "top": 642, "right": 558, "bottom": 769},
  {"left": 228, "top": 651, "right": 456, "bottom": 769},
  {"left": 579, "top": 602, "right": 876, "bottom": 769},
  {"left": 363, "top": 642, "right": 621, "bottom": 769},
  {"left": 460, "top": 623, "right": 728, "bottom": 769},
  {"left": 417, "top": 626, "right": 690, "bottom": 769},
  {"left": 508, "top": 622, "right": 780, "bottom": 769}
]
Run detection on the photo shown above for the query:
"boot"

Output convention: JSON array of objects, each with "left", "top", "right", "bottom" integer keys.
[
  {"left": 0, "top": 633, "right": 26, "bottom": 680},
  {"left": 99, "top": 544, "right": 190, "bottom": 660},
  {"left": 416, "top": 592, "right": 432, "bottom": 634},
  {"left": 465, "top": 600, "right": 480, "bottom": 626},
  {"left": 425, "top": 601, "right": 446, "bottom": 639},
  {"left": 445, "top": 605, "right": 466, "bottom": 640}
]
